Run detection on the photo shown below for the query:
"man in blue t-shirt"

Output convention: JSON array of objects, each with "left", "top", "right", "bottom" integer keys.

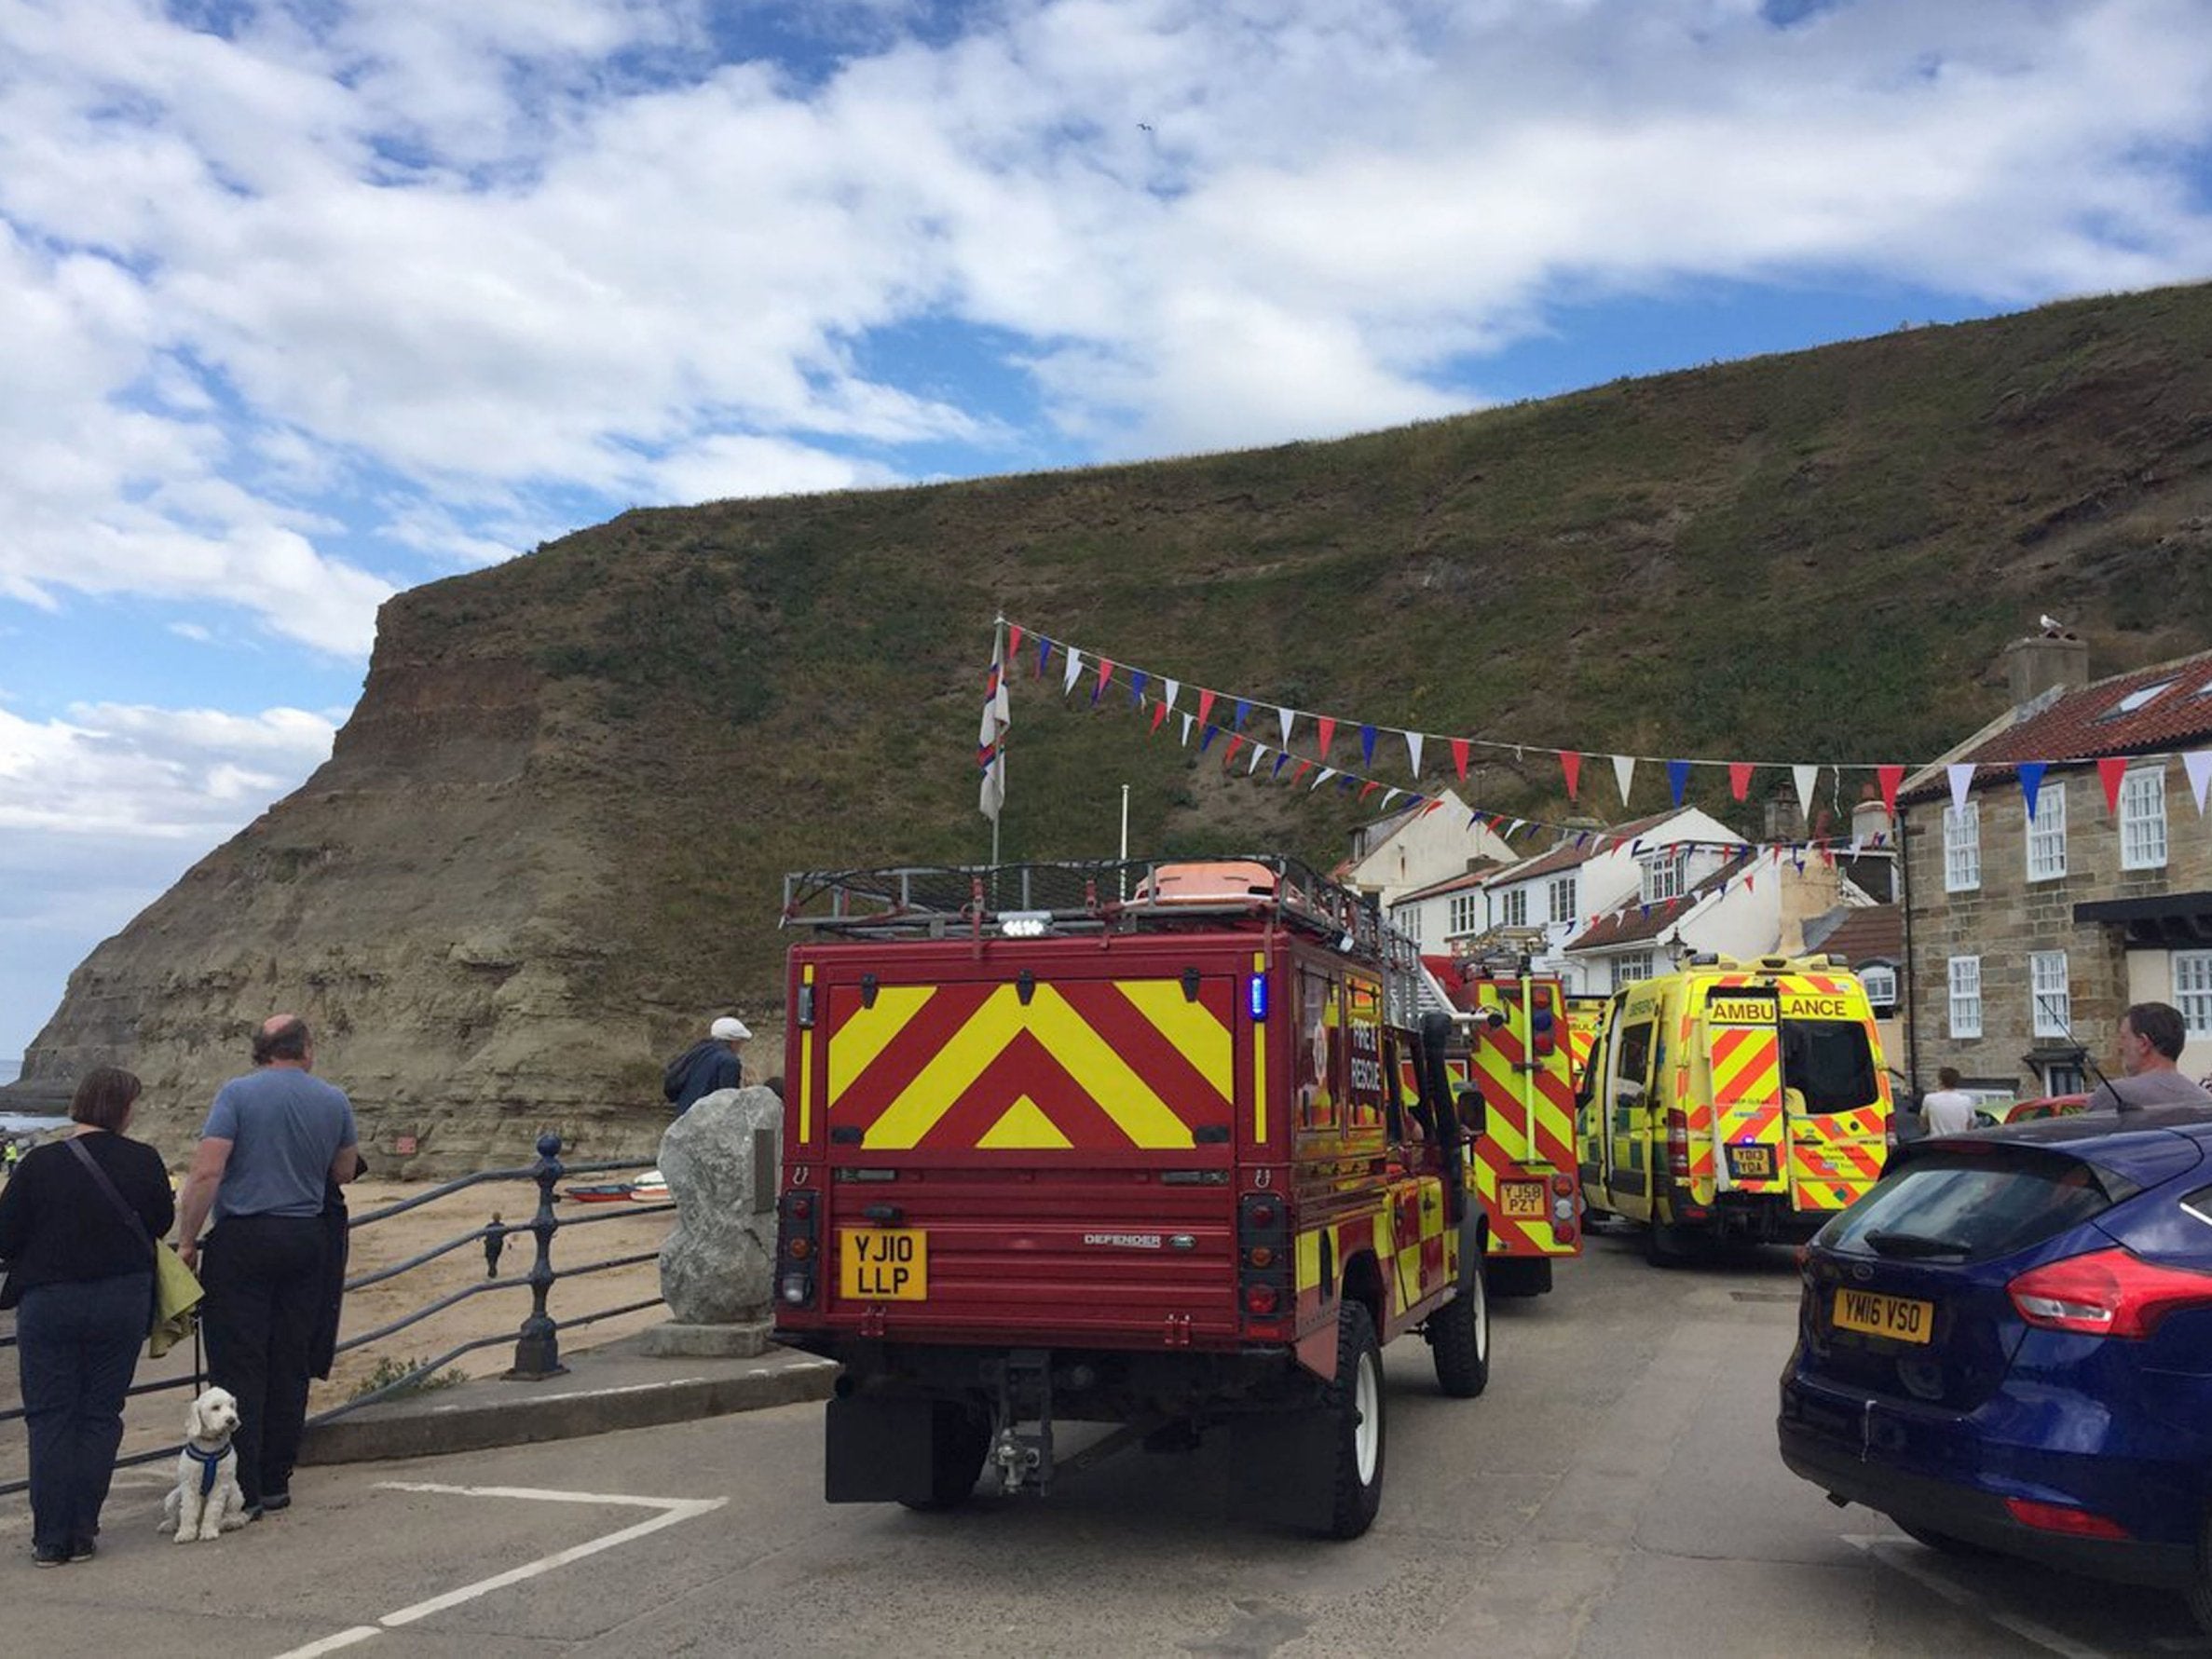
[{"left": 177, "top": 1014, "right": 359, "bottom": 1516}]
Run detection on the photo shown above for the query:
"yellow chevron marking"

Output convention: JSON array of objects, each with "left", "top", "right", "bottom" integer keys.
[
  {"left": 1711, "top": 1031, "right": 1781, "bottom": 1106},
  {"left": 827, "top": 984, "right": 935, "bottom": 1105},
  {"left": 1118, "top": 980, "right": 1234, "bottom": 1097},
  {"left": 865, "top": 984, "right": 1195, "bottom": 1150},
  {"left": 1297, "top": 1227, "right": 1321, "bottom": 1294},
  {"left": 976, "top": 1095, "right": 1072, "bottom": 1149},
  {"left": 1373, "top": 1213, "right": 1402, "bottom": 1313}
]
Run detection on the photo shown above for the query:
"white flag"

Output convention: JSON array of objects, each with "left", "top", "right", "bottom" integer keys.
[
  {"left": 1062, "top": 648, "right": 1083, "bottom": 697},
  {"left": 1249, "top": 743, "right": 1268, "bottom": 775},
  {"left": 1163, "top": 678, "right": 1181, "bottom": 714},
  {"left": 1404, "top": 730, "right": 1425, "bottom": 778},
  {"left": 1794, "top": 764, "right": 1818, "bottom": 825},
  {"left": 2186, "top": 751, "right": 2212, "bottom": 813},
  {"left": 1613, "top": 755, "right": 1636, "bottom": 807},
  {"left": 1947, "top": 764, "right": 1976, "bottom": 815},
  {"left": 1277, "top": 706, "right": 1295, "bottom": 749},
  {"left": 1180, "top": 714, "right": 1194, "bottom": 746},
  {"left": 977, "top": 633, "right": 1010, "bottom": 823}
]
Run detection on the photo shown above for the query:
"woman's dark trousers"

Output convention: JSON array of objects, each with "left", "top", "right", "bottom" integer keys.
[{"left": 16, "top": 1271, "right": 151, "bottom": 1551}]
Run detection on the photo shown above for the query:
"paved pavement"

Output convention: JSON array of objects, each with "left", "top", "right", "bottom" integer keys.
[{"left": 2, "top": 1231, "right": 2205, "bottom": 1657}]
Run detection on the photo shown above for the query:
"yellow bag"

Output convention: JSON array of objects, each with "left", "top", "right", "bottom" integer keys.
[{"left": 150, "top": 1241, "right": 204, "bottom": 1358}]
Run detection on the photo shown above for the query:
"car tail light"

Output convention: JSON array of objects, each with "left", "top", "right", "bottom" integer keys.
[
  {"left": 1550, "top": 1174, "right": 1576, "bottom": 1197},
  {"left": 2007, "top": 1246, "right": 2212, "bottom": 1339},
  {"left": 2004, "top": 1497, "right": 2130, "bottom": 1540},
  {"left": 775, "top": 1189, "right": 819, "bottom": 1310},
  {"left": 1665, "top": 1108, "right": 1691, "bottom": 1180}
]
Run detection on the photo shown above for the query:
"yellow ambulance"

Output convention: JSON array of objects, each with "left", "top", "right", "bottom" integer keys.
[{"left": 1577, "top": 955, "right": 1893, "bottom": 1264}]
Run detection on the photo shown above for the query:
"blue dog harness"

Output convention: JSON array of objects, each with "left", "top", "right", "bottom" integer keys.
[{"left": 184, "top": 1441, "right": 224, "bottom": 1498}]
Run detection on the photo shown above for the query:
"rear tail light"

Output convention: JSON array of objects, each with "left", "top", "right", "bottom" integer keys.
[
  {"left": 1664, "top": 1108, "right": 1691, "bottom": 1180},
  {"left": 2004, "top": 1497, "right": 2130, "bottom": 1540},
  {"left": 1239, "top": 1191, "right": 1292, "bottom": 1330},
  {"left": 2007, "top": 1246, "right": 2212, "bottom": 1339},
  {"left": 775, "top": 1188, "right": 819, "bottom": 1310},
  {"left": 1550, "top": 1174, "right": 1576, "bottom": 1198}
]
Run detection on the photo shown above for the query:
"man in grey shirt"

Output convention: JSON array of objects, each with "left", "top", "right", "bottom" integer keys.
[
  {"left": 2086, "top": 1002, "right": 2212, "bottom": 1115},
  {"left": 177, "top": 1014, "right": 359, "bottom": 1516}
]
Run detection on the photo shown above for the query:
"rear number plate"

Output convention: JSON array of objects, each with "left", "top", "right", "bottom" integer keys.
[
  {"left": 840, "top": 1228, "right": 928, "bottom": 1301},
  {"left": 1727, "top": 1142, "right": 1777, "bottom": 1181},
  {"left": 1500, "top": 1181, "right": 1546, "bottom": 1219},
  {"left": 1833, "top": 1287, "right": 1932, "bottom": 1344}
]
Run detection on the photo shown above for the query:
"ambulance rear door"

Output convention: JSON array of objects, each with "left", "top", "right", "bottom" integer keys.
[{"left": 1698, "top": 984, "right": 1792, "bottom": 1200}]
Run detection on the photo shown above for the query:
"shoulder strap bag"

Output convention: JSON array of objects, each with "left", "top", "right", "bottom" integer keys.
[{"left": 64, "top": 1135, "right": 205, "bottom": 1356}]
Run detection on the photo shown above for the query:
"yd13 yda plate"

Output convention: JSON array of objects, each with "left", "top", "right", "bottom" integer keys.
[
  {"left": 1727, "top": 1142, "right": 1778, "bottom": 1181},
  {"left": 840, "top": 1228, "right": 928, "bottom": 1300}
]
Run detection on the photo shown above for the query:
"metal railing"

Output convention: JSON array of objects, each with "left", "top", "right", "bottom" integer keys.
[{"left": 0, "top": 1132, "right": 671, "bottom": 1499}]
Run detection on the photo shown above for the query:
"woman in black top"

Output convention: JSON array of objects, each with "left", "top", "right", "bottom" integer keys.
[{"left": 0, "top": 1067, "right": 174, "bottom": 1566}]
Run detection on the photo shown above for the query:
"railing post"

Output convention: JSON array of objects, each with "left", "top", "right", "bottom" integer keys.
[{"left": 505, "top": 1132, "right": 568, "bottom": 1380}]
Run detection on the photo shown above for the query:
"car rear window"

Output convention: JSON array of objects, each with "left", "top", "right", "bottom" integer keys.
[{"left": 1820, "top": 1146, "right": 2133, "bottom": 1263}]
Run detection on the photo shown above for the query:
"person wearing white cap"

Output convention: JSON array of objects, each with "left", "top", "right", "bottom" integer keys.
[{"left": 662, "top": 1016, "right": 751, "bottom": 1115}]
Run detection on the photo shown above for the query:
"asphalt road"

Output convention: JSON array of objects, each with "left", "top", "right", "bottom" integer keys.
[{"left": 5, "top": 1227, "right": 2205, "bottom": 1657}]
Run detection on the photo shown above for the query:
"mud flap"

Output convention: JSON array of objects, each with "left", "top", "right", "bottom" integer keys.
[
  {"left": 1228, "top": 1408, "right": 1337, "bottom": 1532},
  {"left": 826, "top": 1396, "right": 968, "bottom": 1504}
]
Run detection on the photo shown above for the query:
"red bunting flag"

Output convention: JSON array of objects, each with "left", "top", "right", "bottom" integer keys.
[
  {"left": 1196, "top": 688, "right": 1217, "bottom": 728},
  {"left": 1728, "top": 762, "right": 1754, "bottom": 802},
  {"left": 1291, "top": 758, "right": 1314, "bottom": 785},
  {"left": 1007, "top": 623, "right": 1023, "bottom": 660},
  {"left": 1094, "top": 657, "right": 1115, "bottom": 700},
  {"left": 1561, "top": 751, "right": 1583, "bottom": 800},
  {"left": 1876, "top": 764, "right": 1905, "bottom": 815},
  {"left": 1315, "top": 715, "right": 1335, "bottom": 760},
  {"left": 1452, "top": 738, "right": 1469, "bottom": 781},
  {"left": 1149, "top": 701, "right": 1168, "bottom": 735},
  {"left": 1222, "top": 733, "right": 1246, "bottom": 768},
  {"left": 1359, "top": 781, "right": 1380, "bottom": 802},
  {"left": 2097, "top": 755, "right": 2127, "bottom": 816}
]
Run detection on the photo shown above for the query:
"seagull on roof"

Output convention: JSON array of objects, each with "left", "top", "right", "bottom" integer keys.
[{"left": 2039, "top": 613, "right": 2069, "bottom": 636}]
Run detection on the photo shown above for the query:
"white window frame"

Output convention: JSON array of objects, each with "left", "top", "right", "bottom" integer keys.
[
  {"left": 1615, "top": 950, "right": 1655, "bottom": 986},
  {"left": 1548, "top": 874, "right": 1578, "bottom": 926},
  {"left": 1948, "top": 955, "right": 1982, "bottom": 1039},
  {"left": 1641, "top": 851, "right": 1686, "bottom": 904},
  {"left": 2029, "top": 951, "right": 2069, "bottom": 1039},
  {"left": 1448, "top": 892, "right": 1481, "bottom": 936},
  {"left": 2176, "top": 950, "right": 2212, "bottom": 1039},
  {"left": 1859, "top": 963, "right": 1897, "bottom": 1013},
  {"left": 1499, "top": 887, "right": 1529, "bottom": 928},
  {"left": 2026, "top": 780, "right": 2068, "bottom": 882},
  {"left": 1942, "top": 800, "right": 1980, "bottom": 892},
  {"left": 2120, "top": 767, "right": 2168, "bottom": 871}
]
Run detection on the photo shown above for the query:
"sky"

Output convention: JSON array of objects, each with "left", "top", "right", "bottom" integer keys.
[{"left": 4, "top": 0, "right": 2212, "bottom": 1072}]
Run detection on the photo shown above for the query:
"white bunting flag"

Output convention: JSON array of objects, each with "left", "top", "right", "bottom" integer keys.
[
  {"left": 1249, "top": 742, "right": 1267, "bottom": 775},
  {"left": 1312, "top": 767, "right": 1337, "bottom": 791},
  {"left": 977, "top": 630, "right": 1010, "bottom": 823},
  {"left": 1179, "top": 714, "right": 1193, "bottom": 746},
  {"left": 1947, "top": 764, "right": 1975, "bottom": 815},
  {"left": 1404, "top": 730, "right": 1424, "bottom": 778},
  {"left": 1277, "top": 706, "right": 1295, "bottom": 749},
  {"left": 1613, "top": 754, "right": 1636, "bottom": 807},
  {"left": 1793, "top": 764, "right": 1818, "bottom": 825},
  {"left": 2187, "top": 751, "right": 2212, "bottom": 813},
  {"left": 1163, "top": 678, "right": 1181, "bottom": 714},
  {"left": 1062, "top": 648, "right": 1083, "bottom": 697}
]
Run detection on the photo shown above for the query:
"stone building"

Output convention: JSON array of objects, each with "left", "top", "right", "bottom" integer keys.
[{"left": 1898, "top": 634, "right": 2212, "bottom": 1101}]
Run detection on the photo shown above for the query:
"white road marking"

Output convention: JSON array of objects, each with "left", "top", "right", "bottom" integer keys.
[
  {"left": 1842, "top": 1533, "right": 2131, "bottom": 1659},
  {"left": 268, "top": 1483, "right": 726, "bottom": 1659}
]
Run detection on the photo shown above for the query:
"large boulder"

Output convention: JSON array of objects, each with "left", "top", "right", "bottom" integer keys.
[{"left": 655, "top": 1085, "right": 781, "bottom": 1326}]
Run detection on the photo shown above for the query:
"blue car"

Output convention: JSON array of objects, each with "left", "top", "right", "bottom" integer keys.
[{"left": 1778, "top": 1108, "right": 2212, "bottom": 1630}]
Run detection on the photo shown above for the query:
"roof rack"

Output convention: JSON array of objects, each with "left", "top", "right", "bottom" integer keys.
[{"left": 782, "top": 854, "right": 1418, "bottom": 974}]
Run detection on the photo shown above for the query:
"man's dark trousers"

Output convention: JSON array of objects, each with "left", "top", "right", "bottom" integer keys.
[{"left": 201, "top": 1215, "right": 328, "bottom": 1506}]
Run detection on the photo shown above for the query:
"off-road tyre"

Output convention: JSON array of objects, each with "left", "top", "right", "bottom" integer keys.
[
  {"left": 1318, "top": 1299, "right": 1386, "bottom": 1539},
  {"left": 1895, "top": 1519, "right": 1990, "bottom": 1557},
  {"left": 896, "top": 1401, "right": 991, "bottom": 1512},
  {"left": 1428, "top": 1257, "right": 1491, "bottom": 1398}
]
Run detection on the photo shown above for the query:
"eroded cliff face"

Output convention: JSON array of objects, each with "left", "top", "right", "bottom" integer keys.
[{"left": 14, "top": 632, "right": 702, "bottom": 1174}]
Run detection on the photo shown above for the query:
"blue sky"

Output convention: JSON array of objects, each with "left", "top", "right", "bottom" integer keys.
[{"left": 5, "top": 0, "right": 2212, "bottom": 1068}]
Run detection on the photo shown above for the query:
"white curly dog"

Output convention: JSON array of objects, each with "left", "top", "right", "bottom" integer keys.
[{"left": 160, "top": 1386, "right": 251, "bottom": 1543}]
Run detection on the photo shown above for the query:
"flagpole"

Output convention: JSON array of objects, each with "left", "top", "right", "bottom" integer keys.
[{"left": 987, "top": 615, "right": 1007, "bottom": 867}]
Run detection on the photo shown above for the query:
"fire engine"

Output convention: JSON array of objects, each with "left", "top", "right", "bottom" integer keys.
[
  {"left": 772, "top": 856, "right": 1489, "bottom": 1538},
  {"left": 1415, "top": 954, "right": 1585, "bottom": 1297}
]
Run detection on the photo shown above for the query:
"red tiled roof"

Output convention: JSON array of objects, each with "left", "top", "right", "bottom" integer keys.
[
  {"left": 1481, "top": 809, "right": 1686, "bottom": 889},
  {"left": 1904, "top": 647, "right": 2212, "bottom": 801},
  {"left": 1810, "top": 904, "right": 1902, "bottom": 966},
  {"left": 1394, "top": 864, "right": 1500, "bottom": 904},
  {"left": 1567, "top": 852, "right": 1753, "bottom": 949}
]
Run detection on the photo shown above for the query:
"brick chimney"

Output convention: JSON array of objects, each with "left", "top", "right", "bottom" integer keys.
[{"left": 2001, "top": 631, "right": 2089, "bottom": 708}]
